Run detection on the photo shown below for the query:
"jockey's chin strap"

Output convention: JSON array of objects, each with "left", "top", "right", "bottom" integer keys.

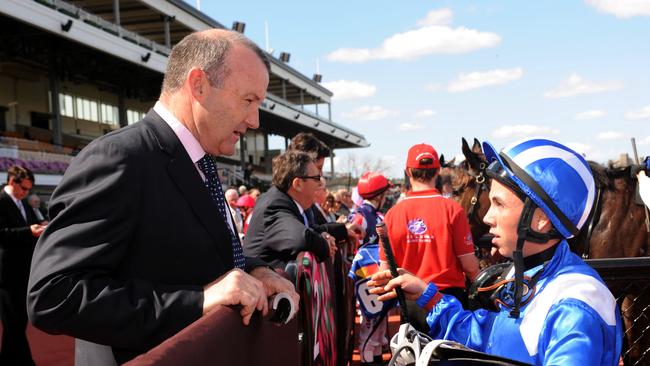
[{"left": 510, "top": 197, "right": 561, "bottom": 318}]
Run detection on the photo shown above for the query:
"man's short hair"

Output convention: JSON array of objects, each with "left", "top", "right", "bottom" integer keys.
[
  {"left": 288, "top": 133, "right": 330, "bottom": 160},
  {"left": 162, "top": 30, "right": 270, "bottom": 94},
  {"left": 409, "top": 167, "right": 439, "bottom": 183},
  {"left": 272, "top": 151, "right": 313, "bottom": 192},
  {"left": 7, "top": 165, "right": 34, "bottom": 184}
]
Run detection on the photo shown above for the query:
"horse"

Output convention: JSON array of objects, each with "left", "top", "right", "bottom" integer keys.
[{"left": 444, "top": 137, "right": 650, "bottom": 365}]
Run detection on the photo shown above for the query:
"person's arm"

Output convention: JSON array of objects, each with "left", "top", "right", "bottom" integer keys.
[
  {"left": 369, "top": 269, "right": 493, "bottom": 351},
  {"left": 262, "top": 204, "right": 330, "bottom": 261},
  {"left": 537, "top": 299, "right": 621, "bottom": 365},
  {"left": 451, "top": 207, "right": 480, "bottom": 281}
]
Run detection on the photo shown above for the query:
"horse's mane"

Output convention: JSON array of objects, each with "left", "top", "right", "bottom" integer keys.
[{"left": 588, "top": 161, "right": 613, "bottom": 191}]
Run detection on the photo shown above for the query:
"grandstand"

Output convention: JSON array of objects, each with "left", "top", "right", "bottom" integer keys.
[{"left": 0, "top": 0, "right": 368, "bottom": 196}]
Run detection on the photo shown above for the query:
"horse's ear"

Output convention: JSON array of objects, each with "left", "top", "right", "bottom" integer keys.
[
  {"left": 462, "top": 138, "right": 472, "bottom": 159},
  {"left": 448, "top": 157, "right": 456, "bottom": 166},
  {"left": 472, "top": 138, "right": 483, "bottom": 154},
  {"left": 440, "top": 154, "right": 447, "bottom": 168}
]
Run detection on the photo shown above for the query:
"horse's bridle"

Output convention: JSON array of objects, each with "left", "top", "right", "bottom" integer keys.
[{"left": 466, "top": 162, "right": 492, "bottom": 236}]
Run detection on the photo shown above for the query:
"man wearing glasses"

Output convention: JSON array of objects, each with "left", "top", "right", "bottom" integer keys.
[
  {"left": 244, "top": 150, "right": 337, "bottom": 269},
  {"left": 0, "top": 165, "right": 45, "bottom": 364}
]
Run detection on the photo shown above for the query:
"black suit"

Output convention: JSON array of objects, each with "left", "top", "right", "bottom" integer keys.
[
  {"left": 306, "top": 204, "right": 348, "bottom": 242},
  {"left": 243, "top": 186, "right": 331, "bottom": 269},
  {"left": 27, "top": 111, "right": 265, "bottom": 364},
  {"left": 0, "top": 190, "right": 38, "bottom": 364}
]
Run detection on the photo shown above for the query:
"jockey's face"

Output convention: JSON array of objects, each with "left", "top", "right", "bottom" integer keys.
[{"left": 483, "top": 180, "right": 523, "bottom": 258}]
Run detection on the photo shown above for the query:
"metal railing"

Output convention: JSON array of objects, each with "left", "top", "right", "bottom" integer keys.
[{"left": 34, "top": 0, "right": 171, "bottom": 56}]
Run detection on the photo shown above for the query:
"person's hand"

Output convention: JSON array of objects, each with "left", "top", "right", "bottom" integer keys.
[
  {"left": 202, "top": 269, "right": 267, "bottom": 325},
  {"left": 367, "top": 269, "right": 428, "bottom": 302},
  {"left": 321, "top": 232, "right": 337, "bottom": 257},
  {"left": 346, "top": 223, "right": 364, "bottom": 242},
  {"left": 30, "top": 224, "right": 46, "bottom": 237},
  {"left": 250, "top": 267, "right": 300, "bottom": 310}
]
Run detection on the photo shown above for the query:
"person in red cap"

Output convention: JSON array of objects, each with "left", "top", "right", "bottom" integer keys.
[
  {"left": 379, "top": 143, "right": 479, "bottom": 331},
  {"left": 348, "top": 171, "right": 393, "bottom": 365}
]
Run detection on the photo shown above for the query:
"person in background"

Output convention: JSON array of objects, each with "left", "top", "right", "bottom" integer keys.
[
  {"left": 335, "top": 188, "right": 353, "bottom": 217},
  {"left": 244, "top": 150, "right": 337, "bottom": 269},
  {"left": 28, "top": 193, "right": 48, "bottom": 224},
  {"left": 370, "top": 138, "right": 622, "bottom": 366},
  {"left": 323, "top": 193, "right": 339, "bottom": 223},
  {"left": 379, "top": 143, "right": 479, "bottom": 331},
  {"left": 0, "top": 165, "right": 46, "bottom": 365},
  {"left": 236, "top": 194, "right": 256, "bottom": 237},
  {"left": 27, "top": 29, "right": 297, "bottom": 365},
  {"left": 248, "top": 188, "right": 261, "bottom": 201},
  {"left": 225, "top": 188, "right": 244, "bottom": 235},
  {"left": 238, "top": 184, "right": 248, "bottom": 196},
  {"left": 347, "top": 172, "right": 393, "bottom": 365}
]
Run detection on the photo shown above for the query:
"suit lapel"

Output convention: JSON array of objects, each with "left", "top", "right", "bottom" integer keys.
[
  {"left": 143, "top": 111, "right": 234, "bottom": 269},
  {"left": 0, "top": 191, "right": 28, "bottom": 226}
]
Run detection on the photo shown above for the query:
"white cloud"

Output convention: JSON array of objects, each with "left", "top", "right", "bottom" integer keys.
[
  {"left": 413, "top": 109, "right": 437, "bottom": 118},
  {"left": 327, "top": 24, "right": 500, "bottom": 63},
  {"left": 585, "top": 0, "right": 650, "bottom": 18},
  {"left": 417, "top": 8, "right": 453, "bottom": 26},
  {"left": 543, "top": 74, "right": 623, "bottom": 98},
  {"left": 447, "top": 68, "right": 523, "bottom": 93},
  {"left": 399, "top": 123, "right": 426, "bottom": 131},
  {"left": 575, "top": 110, "right": 606, "bottom": 120},
  {"left": 596, "top": 131, "right": 625, "bottom": 140},
  {"left": 566, "top": 142, "right": 593, "bottom": 156},
  {"left": 425, "top": 82, "right": 443, "bottom": 92},
  {"left": 492, "top": 124, "right": 559, "bottom": 139},
  {"left": 341, "top": 105, "right": 398, "bottom": 121},
  {"left": 625, "top": 105, "right": 650, "bottom": 120},
  {"left": 321, "top": 80, "right": 376, "bottom": 100}
]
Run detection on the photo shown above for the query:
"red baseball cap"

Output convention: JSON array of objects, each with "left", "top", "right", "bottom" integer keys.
[{"left": 406, "top": 143, "right": 440, "bottom": 169}]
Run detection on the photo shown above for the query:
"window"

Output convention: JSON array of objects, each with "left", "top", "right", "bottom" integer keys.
[
  {"left": 75, "top": 97, "right": 99, "bottom": 122},
  {"left": 100, "top": 103, "right": 119, "bottom": 125},
  {"left": 127, "top": 109, "right": 145, "bottom": 124},
  {"left": 59, "top": 93, "right": 74, "bottom": 117}
]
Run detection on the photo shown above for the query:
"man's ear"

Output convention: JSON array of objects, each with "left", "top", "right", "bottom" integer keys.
[
  {"left": 405, "top": 168, "right": 412, "bottom": 178},
  {"left": 187, "top": 68, "right": 207, "bottom": 100},
  {"left": 290, "top": 177, "right": 302, "bottom": 193},
  {"left": 533, "top": 208, "right": 553, "bottom": 233}
]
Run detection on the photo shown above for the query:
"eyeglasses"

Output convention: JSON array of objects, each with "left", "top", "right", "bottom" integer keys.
[
  {"left": 13, "top": 181, "right": 32, "bottom": 192},
  {"left": 299, "top": 175, "right": 322, "bottom": 182}
]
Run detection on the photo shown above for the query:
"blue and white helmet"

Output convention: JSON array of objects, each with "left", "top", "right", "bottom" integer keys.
[{"left": 483, "top": 138, "right": 595, "bottom": 239}]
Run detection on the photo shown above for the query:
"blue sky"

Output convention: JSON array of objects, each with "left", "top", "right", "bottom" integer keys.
[{"left": 192, "top": 0, "right": 650, "bottom": 178}]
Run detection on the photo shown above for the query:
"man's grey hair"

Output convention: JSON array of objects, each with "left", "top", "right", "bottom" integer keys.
[{"left": 161, "top": 29, "right": 270, "bottom": 94}]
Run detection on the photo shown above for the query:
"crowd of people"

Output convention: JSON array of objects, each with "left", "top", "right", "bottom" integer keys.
[{"left": 0, "top": 27, "right": 629, "bottom": 366}]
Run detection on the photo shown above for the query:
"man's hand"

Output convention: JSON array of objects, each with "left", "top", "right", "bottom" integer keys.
[
  {"left": 250, "top": 267, "right": 300, "bottom": 311},
  {"left": 30, "top": 224, "right": 46, "bottom": 237},
  {"left": 346, "top": 223, "right": 364, "bottom": 243},
  {"left": 321, "top": 232, "right": 337, "bottom": 257},
  {"left": 367, "top": 269, "right": 427, "bottom": 302},
  {"left": 202, "top": 269, "right": 267, "bottom": 325}
]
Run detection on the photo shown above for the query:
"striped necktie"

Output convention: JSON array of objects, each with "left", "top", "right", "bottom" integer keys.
[{"left": 197, "top": 155, "right": 246, "bottom": 269}]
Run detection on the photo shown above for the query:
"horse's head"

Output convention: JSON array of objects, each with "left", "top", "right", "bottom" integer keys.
[{"left": 437, "top": 138, "right": 497, "bottom": 266}]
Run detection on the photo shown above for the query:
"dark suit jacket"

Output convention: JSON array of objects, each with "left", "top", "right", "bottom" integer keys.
[
  {"left": 243, "top": 186, "right": 331, "bottom": 269},
  {"left": 306, "top": 204, "right": 348, "bottom": 242},
  {"left": 27, "top": 110, "right": 265, "bottom": 364},
  {"left": 0, "top": 190, "right": 38, "bottom": 294}
]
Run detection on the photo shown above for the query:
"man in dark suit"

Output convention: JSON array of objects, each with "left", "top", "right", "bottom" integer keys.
[
  {"left": 27, "top": 29, "right": 297, "bottom": 365},
  {"left": 244, "top": 151, "right": 337, "bottom": 269},
  {"left": 287, "top": 133, "right": 350, "bottom": 239},
  {"left": 0, "top": 165, "right": 45, "bottom": 365}
]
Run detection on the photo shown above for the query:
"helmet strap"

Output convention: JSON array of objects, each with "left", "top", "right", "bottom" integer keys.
[{"left": 510, "top": 197, "right": 537, "bottom": 318}]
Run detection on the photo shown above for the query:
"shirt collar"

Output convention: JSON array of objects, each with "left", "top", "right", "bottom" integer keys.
[
  {"left": 153, "top": 101, "right": 206, "bottom": 163},
  {"left": 406, "top": 188, "right": 441, "bottom": 197},
  {"left": 3, "top": 185, "right": 21, "bottom": 206}
]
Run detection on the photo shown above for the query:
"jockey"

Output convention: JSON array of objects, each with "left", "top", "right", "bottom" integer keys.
[
  {"left": 348, "top": 171, "right": 392, "bottom": 365},
  {"left": 369, "top": 138, "right": 622, "bottom": 365}
]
